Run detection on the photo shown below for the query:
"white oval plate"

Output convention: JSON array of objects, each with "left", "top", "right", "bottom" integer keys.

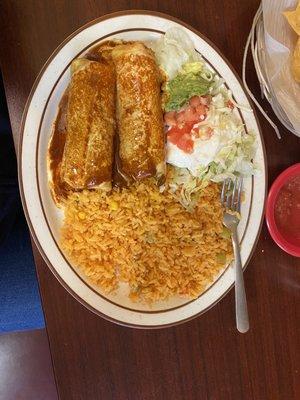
[{"left": 19, "top": 11, "right": 266, "bottom": 328}]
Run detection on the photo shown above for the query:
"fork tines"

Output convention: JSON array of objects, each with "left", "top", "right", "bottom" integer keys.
[{"left": 221, "top": 177, "right": 243, "bottom": 212}]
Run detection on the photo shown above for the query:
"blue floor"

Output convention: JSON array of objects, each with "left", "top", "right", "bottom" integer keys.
[
  {"left": 0, "top": 71, "right": 45, "bottom": 333},
  {"left": 0, "top": 211, "right": 45, "bottom": 333}
]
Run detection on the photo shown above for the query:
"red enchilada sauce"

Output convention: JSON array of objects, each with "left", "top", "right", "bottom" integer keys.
[
  {"left": 48, "top": 91, "right": 71, "bottom": 204},
  {"left": 274, "top": 175, "right": 300, "bottom": 246}
]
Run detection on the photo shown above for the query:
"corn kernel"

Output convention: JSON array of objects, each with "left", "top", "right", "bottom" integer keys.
[
  {"left": 109, "top": 201, "right": 118, "bottom": 211},
  {"left": 78, "top": 212, "right": 86, "bottom": 220}
]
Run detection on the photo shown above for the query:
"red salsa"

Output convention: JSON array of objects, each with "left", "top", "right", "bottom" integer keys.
[{"left": 274, "top": 175, "right": 300, "bottom": 246}]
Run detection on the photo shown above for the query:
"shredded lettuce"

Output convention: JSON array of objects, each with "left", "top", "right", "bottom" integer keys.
[
  {"left": 166, "top": 167, "right": 208, "bottom": 211},
  {"left": 181, "top": 62, "right": 203, "bottom": 74},
  {"left": 195, "top": 131, "right": 257, "bottom": 183},
  {"left": 150, "top": 27, "right": 201, "bottom": 79}
]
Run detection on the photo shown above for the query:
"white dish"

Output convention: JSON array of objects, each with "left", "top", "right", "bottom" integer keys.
[{"left": 19, "top": 11, "right": 266, "bottom": 328}]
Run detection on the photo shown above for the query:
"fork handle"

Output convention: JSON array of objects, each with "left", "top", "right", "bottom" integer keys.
[{"left": 232, "top": 228, "right": 249, "bottom": 333}]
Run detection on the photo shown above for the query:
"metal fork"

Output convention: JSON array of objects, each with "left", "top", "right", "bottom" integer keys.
[{"left": 221, "top": 177, "right": 249, "bottom": 333}]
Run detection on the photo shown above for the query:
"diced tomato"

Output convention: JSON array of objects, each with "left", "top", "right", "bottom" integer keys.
[
  {"left": 167, "top": 100, "right": 209, "bottom": 128},
  {"left": 164, "top": 111, "right": 177, "bottom": 126},
  {"left": 167, "top": 123, "right": 195, "bottom": 153},
  {"left": 177, "top": 134, "right": 194, "bottom": 153},
  {"left": 176, "top": 111, "right": 186, "bottom": 124},
  {"left": 167, "top": 127, "right": 182, "bottom": 145},
  {"left": 167, "top": 123, "right": 194, "bottom": 141},
  {"left": 183, "top": 106, "right": 199, "bottom": 123},
  {"left": 191, "top": 126, "right": 200, "bottom": 138},
  {"left": 195, "top": 104, "right": 207, "bottom": 117},
  {"left": 200, "top": 95, "right": 211, "bottom": 105},
  {"left": 176, "top": 107, "right": 199, "bottom": 125},
  {"left": 192, "top": 126, "right": 214, "bottom": 141},
  {"left": 206, "top": 127, "right": 214, "bottom": 137},
  {"left": 227, "top": 100, "right": 234, "bottom": 109},
  {"left": 189, "top": 96, "right": 201, "bottom": 107},
  {"left": 199, "top": 127, "right": 214, "bottom": 140},
  {"left": 183, "top": 122, "right": 195, "bottom": 132}
]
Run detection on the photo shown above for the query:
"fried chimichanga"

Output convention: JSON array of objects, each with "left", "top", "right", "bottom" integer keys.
[
  {"left": 61, "top": 58, "right": 116, "bottom": 190},
  {"left": 111, "top": 42, "right": 165, "bottom": 182}
]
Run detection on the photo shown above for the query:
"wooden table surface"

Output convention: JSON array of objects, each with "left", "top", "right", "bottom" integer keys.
[{"left": 1, "top": 1, "right": 300, "bottom": 399}]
